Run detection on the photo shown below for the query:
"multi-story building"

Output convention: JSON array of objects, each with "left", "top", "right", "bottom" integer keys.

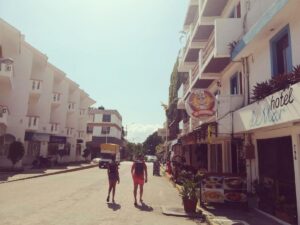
[
  {"left": 87, "top": 107, "right": 123, "bottom": 159},
  {"left": 166, "top": 0, "right": 300, "bottom": 223},
  {"left": 0, "top": 18, "right": 96, "bottom": 167}
]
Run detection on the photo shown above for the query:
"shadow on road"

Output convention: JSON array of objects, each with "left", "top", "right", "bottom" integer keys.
[
  {"left": 107, "top": 202, "right": 121, "bottom": 211},
  {"left": 135, "top": 202, "right": 153, "bottom": 212}
]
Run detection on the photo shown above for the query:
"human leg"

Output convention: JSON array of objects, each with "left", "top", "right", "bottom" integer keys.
[
  {"left": 139, "top": 183, "right": 144, "bottom": 203},
  {"left": 107, "top": 180, "right": 113, "bottom": 202},
  {"left": 112, "top": 181, "right": 117, "bottom": 203},
  {"left": 133, "top": 183, "right": 138, "bottom": 205}
]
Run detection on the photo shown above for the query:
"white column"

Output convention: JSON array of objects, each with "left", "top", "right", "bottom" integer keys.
[{"left": 291, "top": 133, "right": 300, "bottom": 225}]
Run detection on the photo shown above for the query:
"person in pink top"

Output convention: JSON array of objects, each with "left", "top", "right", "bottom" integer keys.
[{"left": 131, "top": 155, "right": 148, "bottom": 206}]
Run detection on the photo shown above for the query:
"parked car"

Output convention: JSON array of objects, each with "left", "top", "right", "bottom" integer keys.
[{"left": 145, "top": 155, "right": 157, "bottom": 162}]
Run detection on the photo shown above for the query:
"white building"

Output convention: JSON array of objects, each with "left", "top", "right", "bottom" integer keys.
[
  {"left": 87, "top": 108, "right": 123, "bottom": 158},
  {"left": 0, "top": 18, "right": 96, "bottom": 167},
  {"left": 170, "top": 0, "right": 300, "bottom": 224}
]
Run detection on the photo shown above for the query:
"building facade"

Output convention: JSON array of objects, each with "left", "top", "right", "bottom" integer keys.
[
  {"left": 0, "top": 18, "right": 96, "bottom": 167},
  {"left": 87, "top": 108, "right": 123, "bottom": 158},
  {"left": 166, "top": 0, "right": 300, "bottom": 224}
]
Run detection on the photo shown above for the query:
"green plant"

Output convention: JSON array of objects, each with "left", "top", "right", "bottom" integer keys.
[
  {"left": 251, "top": 81, "right": 273, "bottom": 101},
  {"left": 7, "top": 141, "right": 25, "bottom": 167},
  {"left": 179, "top": 178, "right": 197, "bottom": 200},
  {"left": 251, "top": 64, "right": 300, "bottom": 102}
]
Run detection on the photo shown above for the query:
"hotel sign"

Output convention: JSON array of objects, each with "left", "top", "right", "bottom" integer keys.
[
  {"left": 185, "top": 89, "right": 215, "bottom": 119},
  {"left": 234, "top": 83, "right": 300, "bottom": 132}
]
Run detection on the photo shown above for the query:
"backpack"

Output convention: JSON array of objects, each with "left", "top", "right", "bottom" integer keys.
[{"left": 134, "top": 161, "right": 144, "bottom": 176}]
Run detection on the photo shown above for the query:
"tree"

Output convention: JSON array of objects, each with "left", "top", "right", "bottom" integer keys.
[
  {"left": 7, "top": 141, "right": 25, "bottom": 167},
  {"left": 143, "top": 131, "right": 163, "bottom": 155},
  {"left": 125, "top": 142, "right": 145, "bottom": 160}
]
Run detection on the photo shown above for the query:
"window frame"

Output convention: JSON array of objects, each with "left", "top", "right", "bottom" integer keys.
[{"left": 270, "top": 25, "right": 293, "bottom": 76}]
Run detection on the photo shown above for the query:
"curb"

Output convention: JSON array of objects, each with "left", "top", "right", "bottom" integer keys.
[{"left": 0, "top": 164, "right": 98, "bottom": 184}]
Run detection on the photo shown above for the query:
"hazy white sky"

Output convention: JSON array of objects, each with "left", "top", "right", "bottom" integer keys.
[{"left": 0, "top": 0, "right": 188, "bottom": 142}]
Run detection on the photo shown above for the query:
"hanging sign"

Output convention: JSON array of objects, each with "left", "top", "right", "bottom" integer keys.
[{"left": 185, "top": 89, "right": 215, "bottom": 119}]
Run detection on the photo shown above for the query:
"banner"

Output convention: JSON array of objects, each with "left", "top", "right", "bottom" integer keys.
[{"left": 185, "top": 89, "right": 215, "bottom": 119}]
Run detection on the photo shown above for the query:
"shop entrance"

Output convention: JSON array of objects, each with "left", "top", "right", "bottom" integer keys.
[{"left": 257, "top": 136, "right": 297, "bottom": 224}]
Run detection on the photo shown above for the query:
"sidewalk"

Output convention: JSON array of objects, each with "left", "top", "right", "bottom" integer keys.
[
  {"left": 0, "top": 162, "right": 97, "bottom": 184},
  {"left": 161, "top": 166, "right": 282, "bottom": 225}
]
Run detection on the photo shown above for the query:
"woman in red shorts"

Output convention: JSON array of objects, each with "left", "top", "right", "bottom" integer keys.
[{"left": 131, "top": 155, "right": 148, "bottom": 206}]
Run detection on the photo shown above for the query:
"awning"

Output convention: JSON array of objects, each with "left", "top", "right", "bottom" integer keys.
[
  {"left": 49, "top": 135, "right": 66, "bottom": 144},
  {"left": 25, "top": 132, "right": 50, "bottom": 142}
]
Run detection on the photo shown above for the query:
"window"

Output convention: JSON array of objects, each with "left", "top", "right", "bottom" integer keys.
[
  {"left": 101, "top": 126, "right": 110, "bottom": 135},
  {"left": 270, "top": 25, "right": 292, "bottom": 76},
  {"left": 230, "top": 72, "right": 242, "bottom": 95},
  {"left": 102, "top": 114, "right": 111, "bottom": 122}
]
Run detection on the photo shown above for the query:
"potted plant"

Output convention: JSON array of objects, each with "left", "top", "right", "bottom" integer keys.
[{"left": 179, "top": 178, "right": 198, "bottom": 213}]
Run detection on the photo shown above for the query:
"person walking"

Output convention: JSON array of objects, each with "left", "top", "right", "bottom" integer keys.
[
  {"left": 106, "top": 156, "right": 120, "bottom": 203},
  {"left": 131, "top": 155, "right": 148, "bottom": 206}
]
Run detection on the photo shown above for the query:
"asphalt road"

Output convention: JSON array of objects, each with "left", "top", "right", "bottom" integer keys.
[{"left": 0, "top": 161, "right": 204, "bottom": 225}]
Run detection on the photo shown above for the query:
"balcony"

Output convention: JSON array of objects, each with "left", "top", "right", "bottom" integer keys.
[
  {"left": 0, "top": 106, "right": 9, "bottom": 126},
  {"left": 26, "top": 116, "right": 39, "bottom": 130},
  {"left": 216, "top": 95, "right": 244, "bottom": 119},
  {"left": 0, "top": 62, "right": 13, "bottom": 87},
  {"left": 29, "top": 79, "right": 42, "bottom": 98},
  {"left": 49, "top": 123, "right": 60, "bottom": 134},
  {"left": 67, "top": 102, "right": 75, "bottom": 113},
  {"left": 52, "top": 92, "right": 61, "bottom": 107},
  {"left": 79, "top": 108, "right": 86, "bottom": 117},
  {"left": 78, "top": 131, "right": 85, "bottom": 139},
  {"left": 200, "top": 0, "right": 229, "bottom": 17},
  {"left": 65, "top": 127, "right": 74, "bottom": 137},
  {"left": 200, "top": 18, "right": 242, "bottom": 74}
]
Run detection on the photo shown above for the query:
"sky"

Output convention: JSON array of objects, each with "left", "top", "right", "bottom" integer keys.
[{"left": 0, "top": 0, "right": 188, "bottom": 143}]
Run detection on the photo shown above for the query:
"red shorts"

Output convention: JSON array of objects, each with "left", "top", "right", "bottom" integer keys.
[{"left": 133, "top": 175, "right": 144, "bottom": 185}]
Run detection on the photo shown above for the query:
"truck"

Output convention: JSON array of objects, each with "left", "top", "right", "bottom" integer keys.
[{"left": 98, "top": 143, "right": 120, "bottom": 168}]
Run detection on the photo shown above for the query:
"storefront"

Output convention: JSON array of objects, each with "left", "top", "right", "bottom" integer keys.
[
  {"left": 234, "top": 84, "right": 300, "bottom": 224},
  {"left": 48, "top": 135, "right": 66, "bottom": 156},
  {"left": 24, "top": 132, "right": 50, "bottom": 164}
]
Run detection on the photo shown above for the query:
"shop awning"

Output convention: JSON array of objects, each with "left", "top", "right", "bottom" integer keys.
[{"left": 25, "top": 132, "right": 50, "bottom": 142}]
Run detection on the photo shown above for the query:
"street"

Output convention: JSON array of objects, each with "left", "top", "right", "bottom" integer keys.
[{"left": 0, "top": 162, "right": 204, "bottom": 225}]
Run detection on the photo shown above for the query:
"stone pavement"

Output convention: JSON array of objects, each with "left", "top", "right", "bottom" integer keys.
[
  {"left": 161, "top": 166, "right": 282, "bottom": 225},
  {"left": 0, "top": 162, "right": 97, "bottom": 183}
]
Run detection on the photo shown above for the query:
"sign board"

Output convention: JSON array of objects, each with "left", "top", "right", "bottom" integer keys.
[
  {"left": 201, "top": 175, "right": 247, "bottom": 203},
  {"left": 185, "top": 89, "right": 215, "bottom": 119},
  {"left": 100, "top": 143, "right": 119, "bottom": 154},
  {"left": 234, "top": 83, "right": 300, "bottom": 132}
]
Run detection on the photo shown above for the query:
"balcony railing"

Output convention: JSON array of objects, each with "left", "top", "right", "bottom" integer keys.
[
  {"left": 191, "top": 63, "right": 199, "bottom": 82},
  {"left": 0, "top": 63, "right": 13, "bottom": 86},
  {"left": 201, "top": 30, "right": 215, "bottom": 66},
  {"left": 79, "top": 108, "right": 86, "bottom": 116},
  {"left": 67, "top": 102, "right": 75, "bottom": 113},
  {"left": 0, "top": 106, "right": 9, "bottom": 126},
  {"left": 27, "top": 116, "right": 39, "bottom": 130},
  {"left": 30, "top": 79, "right": 42, "bottom": 96},
  {"left": 65, "top": 127, "right": 73, "bottom": 137},
  {"left": 52, "top": 92, "right": 61, "bottom": 105},
  {"left": 78, "top": 131, "right": 85, "bottom": 139},
  {"left": 49, "top": 123, "right": 60, "bottom": 134}
]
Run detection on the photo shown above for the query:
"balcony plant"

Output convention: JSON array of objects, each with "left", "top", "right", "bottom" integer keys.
[{"left": 251, "top": 64, "right": 300, "bottom": 102}]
